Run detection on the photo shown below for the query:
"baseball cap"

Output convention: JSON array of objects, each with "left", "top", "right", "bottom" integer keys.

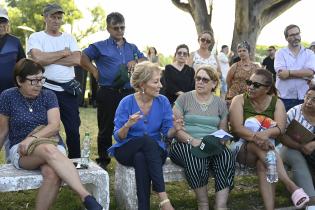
[
  {"left": 0, "top": 8, "right": 9, "bottom": 21},
  {"left": 43, "top": 3, "right": 64, "bottom": 16},
  {"left": 190, "top": 135, "right": 224, "bottom": 158}
]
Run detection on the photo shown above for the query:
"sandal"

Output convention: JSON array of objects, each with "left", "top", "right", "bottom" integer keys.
[
  {"left": 291, "top": 188, "right": 310, "bottom": 209},
  {"left": 159, "top": 199, "right": 174, "bottom": 210}
]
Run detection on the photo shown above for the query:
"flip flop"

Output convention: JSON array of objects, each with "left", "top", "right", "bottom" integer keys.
[{"left": 291, "top": 188, "right": 310, "bottom": 209}]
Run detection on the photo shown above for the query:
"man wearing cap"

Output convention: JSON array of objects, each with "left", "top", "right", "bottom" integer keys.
[
  {"left": 27, "top": 3, "right": 81, "bottom": 158},
  {"left": 262, "top": 46, "right": 276, "bottom": 81},
  {"left": 0, "top": 7, "right": 26, "bottom": 94},
  {"left": 80, "top": 12, "right": 146, "bottom": 169},
  {"left": 275, "top": 24, "right": 315, "bottom": 111}
]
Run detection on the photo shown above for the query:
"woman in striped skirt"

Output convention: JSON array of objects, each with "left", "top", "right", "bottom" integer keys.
[{"left": 169, "top": 65, "right": 235, "bottom": 210}]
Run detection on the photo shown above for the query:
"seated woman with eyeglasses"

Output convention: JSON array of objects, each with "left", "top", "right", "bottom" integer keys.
[
  {"left": 0, "top": 59, "right": 104, "bottom": 210},
  {"left": 170, "top": 66, "right": 235, "bottom": 210},
  {"left": 163, "top": 44, "right": 195, "bottom": 105},
  {"left": 226, "top": 41, "right": 259, "bottom": 104},
  {"left": 229, "top": 69, "right": 309, "bottom": 210}
]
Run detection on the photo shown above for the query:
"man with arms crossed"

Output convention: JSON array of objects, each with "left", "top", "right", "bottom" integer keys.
[
  {"left": 28, "top": 3, "right": 81, "bottom": 158},
  {"left": 275, "top": 24, "right": 315, "bottom": 111}
]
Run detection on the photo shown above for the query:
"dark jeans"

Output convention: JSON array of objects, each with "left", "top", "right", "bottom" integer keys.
[
  {"left": 280, "top": 98, "right": 304, "bottom": 111},
  {"left": 96, "top": 86, "right": 134, "bottom": 165},
  {"left": 53, "top": 90, "right": 81, "bottom": 158},
  {"left": 115, "top": 136, "right": 167, "bottom": 210}
]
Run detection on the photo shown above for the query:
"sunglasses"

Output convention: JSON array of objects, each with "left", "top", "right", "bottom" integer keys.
[
  {"left": 0, "top": 18, "right": 8, "bottom": 24},
  {"left": 200, "top": 38, "right": 211, "bottom": 44},
  {"left": 195, "top": 76, "right": 210, "bottom": 83},
  {"left": 25, "top": 77, "right": 46, "bottom": 86},
  {"left": 176, "top": 51, "right": 188, "bottom": 57},
  {"left": 245, "top": 80, "right": 269, "bottom": 89},
  {"left": 110, "top": 26, "right": 125, "bottom": 31}
]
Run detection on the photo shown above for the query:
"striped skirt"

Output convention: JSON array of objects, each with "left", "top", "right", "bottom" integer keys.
[{"left": 169, "top": 142, "right": 235, "bottom": 191}]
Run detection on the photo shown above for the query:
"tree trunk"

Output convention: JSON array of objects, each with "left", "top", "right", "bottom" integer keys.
[
  {"left": 231, "top": 0, "right": 300, "bottom": 61},
  {"left": 172, "top": 0, "right": 215, "bottom": 50}
]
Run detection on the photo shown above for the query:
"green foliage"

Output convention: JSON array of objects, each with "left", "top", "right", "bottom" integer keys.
[{"left": 159, "top": 54, "right": 173, "bottom": 67}]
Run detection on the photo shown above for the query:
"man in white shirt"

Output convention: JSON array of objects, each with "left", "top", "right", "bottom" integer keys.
[
  {"left": 274, "top": 24, "right": 315, "bottom": 111},
  {"left": 27, "top": 3, "right": 81, "bottom": 158}
]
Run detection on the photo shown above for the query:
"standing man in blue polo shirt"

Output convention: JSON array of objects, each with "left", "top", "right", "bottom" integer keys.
[{"left": 81, "top": 12, "right": 146, "bottom": 169}]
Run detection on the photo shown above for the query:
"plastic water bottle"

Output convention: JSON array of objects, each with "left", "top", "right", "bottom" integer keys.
[
  {"left": 81, "top": 132, "right": 91, "bottom": 167},
  {"left": 265, "top": 150, "right": 278, "bottom": 183}
]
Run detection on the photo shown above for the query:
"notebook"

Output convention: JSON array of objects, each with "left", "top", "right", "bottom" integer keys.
[{"left": 286, "top": 119, "right": 315, "bottom": 144}]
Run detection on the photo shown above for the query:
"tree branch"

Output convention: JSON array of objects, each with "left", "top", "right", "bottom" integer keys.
[
  {"left": 171, "top": 0, "right": 191, "bottom": 13},
  {"left": 261, "top": 0, "right": 300, "bottom": 27}
]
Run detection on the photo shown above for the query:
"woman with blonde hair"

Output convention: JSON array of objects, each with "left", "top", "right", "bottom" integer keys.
[{"left": 108, "top": 61, "right": 182, "bottom": 210}]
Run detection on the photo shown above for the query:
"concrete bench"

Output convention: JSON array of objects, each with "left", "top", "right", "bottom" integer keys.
[
  {"left": 0, "top": 159, "right": 110, "bottom": 210},
  {"left": 115, "top": 158, "right": 294, "bottom": 210},
  {"left": 115, "top": 158, "right": 251, "bottom": 209}
]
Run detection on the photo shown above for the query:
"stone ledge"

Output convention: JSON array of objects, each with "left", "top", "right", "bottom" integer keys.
[{"left": 0, "top": 159, "right": 110, "bottom": 210}]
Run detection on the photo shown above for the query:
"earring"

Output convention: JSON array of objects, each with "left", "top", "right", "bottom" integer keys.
[{"left": 141, "top": 88, "right": 145, "bottom": 94}]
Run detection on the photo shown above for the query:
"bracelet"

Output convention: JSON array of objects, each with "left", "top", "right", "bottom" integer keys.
[
  {"left": 275, "top": 125, "right": 282, "bottom": 135},
  {"left": 30, "top": 134, "right": 38, "bottom": 139},
  {"left": 186, "top": 138, "right": 192, "bottom": 145}
]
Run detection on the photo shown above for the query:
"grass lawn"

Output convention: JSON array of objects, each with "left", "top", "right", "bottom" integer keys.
[{"left": 0, "top": 107, "right": 292, "bottom": 209}]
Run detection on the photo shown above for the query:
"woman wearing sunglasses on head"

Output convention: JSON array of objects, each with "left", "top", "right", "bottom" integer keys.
[
  {"left": 170, "top": 66, "right": 235, "bottom": 210},
  {"left": 163, "top": 44, "right": 195, "bottom": 105},
  {"left": 188, "top": 31, "right": 222, "bottom": 96},
  {"left": 229, "top": 69, "right": 309, "bottom": 210},
  {"left": 226, "top": 41, "right": 259, "bottom": 104}
]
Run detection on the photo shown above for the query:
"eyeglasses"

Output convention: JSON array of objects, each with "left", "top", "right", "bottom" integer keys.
[
  {"left": 305, "top": 96, "right": 315, "bottom": 103},
  {"left": 288, "top": 32, "right": 301, "bottom": 38},
  {"left": 176, "top": 51, "right": 188, "bottom": 57},
  {"left": 25, "top": 77, "right": 46, "bottom": 86},
  {"left": 110, "top": 25, "right": 125, "bottom": 31},
  {"left": 200, "top": 38, "right": 211, "bottom": 44},
  {"left": 195, "top": 76, "right": 210, "bottom": 83},
  {"left": 245, "top": 80, "right": 269, "bottom": 89}
]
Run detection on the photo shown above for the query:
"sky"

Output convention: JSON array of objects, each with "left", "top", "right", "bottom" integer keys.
[{"left": 76, "top": 0, "right": 315, "bottom": 56}]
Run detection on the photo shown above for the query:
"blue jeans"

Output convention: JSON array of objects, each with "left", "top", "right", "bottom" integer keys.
[{"left": 280, "top": 98, "right": 304, "bottom": 111}]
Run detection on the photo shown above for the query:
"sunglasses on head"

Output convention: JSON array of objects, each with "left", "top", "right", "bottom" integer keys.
[
  {"left": 176, "top": 51, "right": 188, "bottom": 57},
  {"left": 245, "top": 80, "right": 269, "bottom": 89},
  {"left": 195, "top": 76, "right": 210, "bottom": 83},
  {"left": 110, "top": 25, "right": 125, "bottom": 31},
  {"left": 200, "top": 38, "right": 211, "bottom": 44}
]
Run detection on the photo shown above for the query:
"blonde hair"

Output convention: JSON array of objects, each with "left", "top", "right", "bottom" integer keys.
[
  {"left": 195, "top": 65, "right": 220, "bottom": 92},
  {"left": 131, "top": 61, "right": 161, "bottom": 92}
]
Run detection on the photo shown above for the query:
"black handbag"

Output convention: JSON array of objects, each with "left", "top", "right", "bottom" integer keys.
[{"left": 46, "top": 79, "right": 82, "bottom": 96}]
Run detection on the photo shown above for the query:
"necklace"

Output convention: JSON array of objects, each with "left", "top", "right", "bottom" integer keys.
[
  {"left": 25, "top": 98, "right": 35, "bottom": 112},
  {"left": 194, "top": 91, "right": 213, "bottom": 112}
]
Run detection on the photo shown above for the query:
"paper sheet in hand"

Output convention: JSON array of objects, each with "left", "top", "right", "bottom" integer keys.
[
  {"left": 286, "top": 119, "right": 315, "bottom": 144},
  {"left": 209, "top": 129, "right": 233, "bottom": 141}
]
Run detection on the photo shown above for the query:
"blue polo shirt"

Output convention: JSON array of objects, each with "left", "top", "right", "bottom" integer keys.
[
  {"left": 0, "top": 34, "right": 26, "bottom": 93},
  {"left": 83, "top": 37, "right": 145, "bottom": 88}
]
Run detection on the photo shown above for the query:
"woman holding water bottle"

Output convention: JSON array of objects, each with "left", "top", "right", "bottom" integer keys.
[{"left": 229, "top": 69, "right": 309, "bottom": 209}]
